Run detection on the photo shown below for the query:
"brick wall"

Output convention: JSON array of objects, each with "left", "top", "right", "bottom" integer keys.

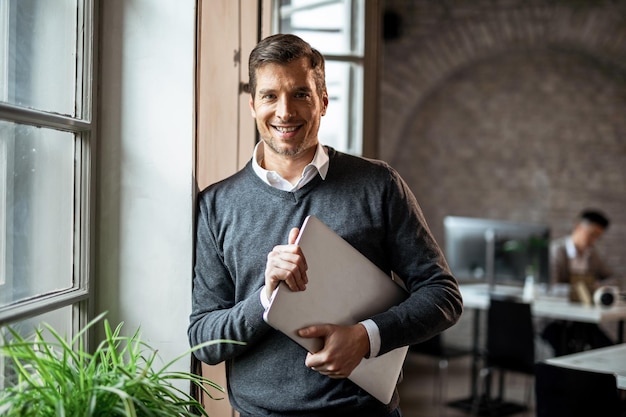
[{"left": 380, "top": 0, "right": 626, "bottom": 285}]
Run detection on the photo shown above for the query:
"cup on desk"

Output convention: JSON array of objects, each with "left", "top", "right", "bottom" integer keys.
[{"left": 593, "top": 286, "right": 620, "bottom": 307}]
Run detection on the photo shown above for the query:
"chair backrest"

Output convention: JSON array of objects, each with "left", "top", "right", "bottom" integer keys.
[
  {"left": 535, "top": 362, "right": 621, "bottom": 417},
  {"left": 486, "top": 296, "right": 535, "bottom": 375}
]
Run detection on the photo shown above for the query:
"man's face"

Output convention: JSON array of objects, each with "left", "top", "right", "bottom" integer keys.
[
  {"left": 249, "top": 57, "right": 328, "bottom": 158},
  {"left": 573, "top": 221, "right": 605, "bottom": 250}
]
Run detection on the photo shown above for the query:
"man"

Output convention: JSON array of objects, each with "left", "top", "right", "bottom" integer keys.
[
  {"left": 188, "top": 34, "right": 463, "bottom": 417},
  {"left": 542, "top": 209, "right": 614, "bottom": 355},
  {"left": 550, "top": 209, "right": 613, "bottom": 289}
]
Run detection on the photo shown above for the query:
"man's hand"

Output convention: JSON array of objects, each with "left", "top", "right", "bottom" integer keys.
[
  {"left": 264, "top": 228, "right": 308, "bottom": 299},
  {"left": 298, "top": 323, "right": 370, "bottom": 379}
]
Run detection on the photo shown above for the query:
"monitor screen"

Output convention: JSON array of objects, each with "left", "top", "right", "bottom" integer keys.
[{"left": 444, "top": 216, "right": 550, "bottom": 285}]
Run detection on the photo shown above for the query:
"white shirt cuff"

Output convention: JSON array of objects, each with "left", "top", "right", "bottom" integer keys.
[
  {"left": 260, "top": 285, "right": 273, "bottom": 310},
  {"left": 360, "top": 319, "right": 381, "bottom": 358}
]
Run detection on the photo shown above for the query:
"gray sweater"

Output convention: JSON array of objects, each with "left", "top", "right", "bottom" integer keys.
[{"left": 188, "top": 147, "right": 463, "bottom": 417}]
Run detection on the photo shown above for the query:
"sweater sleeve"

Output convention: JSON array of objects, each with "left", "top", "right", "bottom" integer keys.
[
  {"left": 369, "top": 165, "right": 463, "bottom": 356},
  {"left": 187, "top": 195, "right": 272, "bottom": 365}
]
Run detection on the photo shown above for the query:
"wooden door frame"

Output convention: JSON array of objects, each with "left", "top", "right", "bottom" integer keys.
[{"left": 194, "top": 1, "right": 271, "bottom": 416}]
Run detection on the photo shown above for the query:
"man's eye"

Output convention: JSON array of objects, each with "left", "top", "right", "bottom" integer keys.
[{"left": 295, "top": 92, "right": 309, "bottom": 99}]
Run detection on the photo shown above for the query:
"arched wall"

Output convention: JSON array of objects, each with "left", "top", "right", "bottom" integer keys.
[{"left": 380, "top": 2, "right": 626, "bottom": 282}]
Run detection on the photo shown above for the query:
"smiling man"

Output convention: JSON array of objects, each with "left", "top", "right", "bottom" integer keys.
[{"left": 188, "top": 34, "right": 462, "bottom": 417}]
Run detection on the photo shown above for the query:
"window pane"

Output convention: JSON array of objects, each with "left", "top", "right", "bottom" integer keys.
[
  {"left": 0, "top": 121, "right": 75, "bottom": 307},
  {"left": 0, "top": 0, "right": 78, "bottom": 116},
  {"left": 276, "top": 0, "right": 366, "bottom": 155},
  {"left": 1, "top": 305, "right": 72, "bottom": 389},
  {"left": 0, "top": 305, "right": 72, "bottom": 344},
  {"left": 278, "top": 0, "right": 364, "bottom": 56},
  {"left": 319, "top": 61, "right": 363, "bottom": 155}
]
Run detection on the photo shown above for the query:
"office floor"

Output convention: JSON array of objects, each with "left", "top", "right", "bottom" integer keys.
[{"left": 397, "top": 353, "right": 536, "bottom": 417}]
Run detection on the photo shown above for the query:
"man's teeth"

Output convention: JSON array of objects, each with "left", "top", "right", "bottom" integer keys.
[{"left": 275, "top": 126, "right": 298, "bottom": 133}]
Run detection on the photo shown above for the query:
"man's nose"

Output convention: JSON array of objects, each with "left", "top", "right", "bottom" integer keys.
[{"left": 276, "top": 97, "right": 295, "bottom": 120}]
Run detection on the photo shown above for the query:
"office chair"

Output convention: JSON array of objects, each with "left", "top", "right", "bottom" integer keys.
[
  {"left": 535, "top": 362, "right": 622, "bottom": 417},
  {"left": 474, "top": 295, "right": 535, "bottom": 416},
  {"left": 409, "top": 333, "right": 472, "bottom": 412}
]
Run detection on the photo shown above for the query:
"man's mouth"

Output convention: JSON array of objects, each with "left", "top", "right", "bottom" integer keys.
[{"left": 273, "top": 125, "right": 300, "bottom": 133}]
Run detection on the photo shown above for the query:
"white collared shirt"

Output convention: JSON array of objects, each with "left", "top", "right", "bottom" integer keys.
[
  {"left": 252, "top": 141, "right": 329, "bottom": 191},
  {"left": 565, "top": 236, "right": 591, "bottom": 275},
  {"left": 253, "top": 141, "right": 381, "bottom": 357}
]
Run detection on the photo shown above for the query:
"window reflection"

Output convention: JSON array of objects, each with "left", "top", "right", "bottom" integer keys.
[{"left": 0, "top": 121, "right": 74, "bottom": 307}]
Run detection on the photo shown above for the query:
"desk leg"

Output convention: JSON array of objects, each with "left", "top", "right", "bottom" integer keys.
[
  {"left": 447, "top": 308, "right": 529, "bottom": 417},
  {"left": 470, "top": 308, "right": 481, "bottom": 398}
]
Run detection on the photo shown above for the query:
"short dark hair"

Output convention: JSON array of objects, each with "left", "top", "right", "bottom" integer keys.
[
  {"left": 579, "top": 209, "right": 610, "bottom": 229},
  {"left": 248, "top": 34, "right": 326, "bottom": 99}
]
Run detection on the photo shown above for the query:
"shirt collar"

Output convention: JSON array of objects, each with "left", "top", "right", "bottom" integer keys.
[
  {"left": 565, "top": 236, "right": 589, "bottom": 259},
  {"left": 252, "top": 142, "right": 329, "bottom": 190},
  {"left": 565, "top": 237, "right": 577, "bottom": 259}
]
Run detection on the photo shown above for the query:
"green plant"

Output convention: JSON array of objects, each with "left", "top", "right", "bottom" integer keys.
[
  {"left": 0, "top": 313, "right": 238, "bottom": 417},
  {"left": 502, "top": 234, "right": 549, "bottom": 276}
]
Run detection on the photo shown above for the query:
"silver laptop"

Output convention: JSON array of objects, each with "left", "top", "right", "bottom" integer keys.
[{"left": 264, "top": 215, "right": 409, "bottom": 404}]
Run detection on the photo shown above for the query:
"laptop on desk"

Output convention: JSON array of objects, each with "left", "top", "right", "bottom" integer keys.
[{"left": 263, "top": 215, "right": 409, "bottom": 404}]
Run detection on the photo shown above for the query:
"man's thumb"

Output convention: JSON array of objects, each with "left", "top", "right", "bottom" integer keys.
[{"left": 288, "top": 227, "right": 300, "bottom": 245}]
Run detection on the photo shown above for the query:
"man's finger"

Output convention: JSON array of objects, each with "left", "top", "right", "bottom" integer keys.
[
  {"left": 288, "top": 227, "right": 300, "bottom": 245},
  {"left": 298, "top": 325, "right": 327, "bottom": 338}
]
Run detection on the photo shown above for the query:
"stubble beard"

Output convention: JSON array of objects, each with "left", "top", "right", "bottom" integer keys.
[{"left": 262, "top": 135, "right": 314, "bottom": 158}]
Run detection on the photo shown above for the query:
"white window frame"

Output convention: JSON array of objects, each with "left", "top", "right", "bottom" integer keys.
[
  {"left": 0, "top": 0, "right": 97, "bottom": 337},
  {"left": 0, "top": 0, "right": 9, "bottom": 288}
]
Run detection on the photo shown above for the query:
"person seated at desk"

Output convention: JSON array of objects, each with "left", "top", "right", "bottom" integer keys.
[{"left": 541, "top": 209, "right": 616, "bottom": 356}]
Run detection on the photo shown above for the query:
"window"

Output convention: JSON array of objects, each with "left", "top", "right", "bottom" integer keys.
[
  {"left": 0, "top": 0, "right": 96, "bottom": 348},
  {"left": 273, "top": 0, "right": 380, "bottom": 157}
]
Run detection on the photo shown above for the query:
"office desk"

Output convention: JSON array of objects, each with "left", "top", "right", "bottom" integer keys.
[
  {"left": 460, "top": 283, "right": 626, "bottom": 341},
  {"left": 448, "top": 283, "right": 626, "bottom": 415},
  {"left": 546, "top": 343, "right": 626, "bottom": 390}
]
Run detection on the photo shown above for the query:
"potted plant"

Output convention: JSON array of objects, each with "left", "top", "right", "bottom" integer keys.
[
  {"left": 501, "top": 234, "right": 549, "bottom": 280},
  {"left": 0, "top": 312, "right": 236, "bottom": 416}
]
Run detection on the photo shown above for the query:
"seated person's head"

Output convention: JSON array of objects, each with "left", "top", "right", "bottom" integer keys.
[{"left": 572, "top": 209, "right": 609, "bottom": 251}]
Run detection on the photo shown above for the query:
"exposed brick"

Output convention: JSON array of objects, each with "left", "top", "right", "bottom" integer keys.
[{"left": 380, "top": 0, "right": 626, "bottom": 284}]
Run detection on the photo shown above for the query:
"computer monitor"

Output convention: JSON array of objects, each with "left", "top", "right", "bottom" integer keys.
[{"left": 443, "top": 216, "right": 550, "bottom": 286}]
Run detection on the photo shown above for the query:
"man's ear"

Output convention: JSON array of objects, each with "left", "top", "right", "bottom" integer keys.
[
  {"left": 321, "top": 92, "right": 329, "bottom": 116},
  {"left": 249, "top": 96, "right": 256, "bottom": 118}
]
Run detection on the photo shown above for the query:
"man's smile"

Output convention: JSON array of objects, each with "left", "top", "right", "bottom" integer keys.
[{"left": 273, "top": 125, "right": 301, "bottom": 135}]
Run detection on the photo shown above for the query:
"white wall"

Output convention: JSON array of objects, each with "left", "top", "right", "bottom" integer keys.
[{"left": 97, "top": 0, "right": 196, "bottom": 379}]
